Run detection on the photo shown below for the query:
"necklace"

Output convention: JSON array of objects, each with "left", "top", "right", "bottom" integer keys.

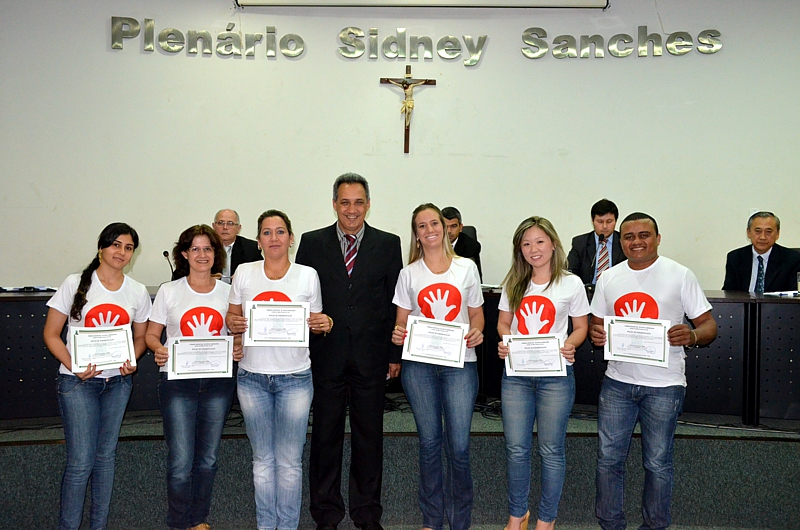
[{"left": 265, "top": 262, "right": 290, "bottom": 280}]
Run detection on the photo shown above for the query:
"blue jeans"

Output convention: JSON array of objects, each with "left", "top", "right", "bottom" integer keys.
[
  {"left": 401, "top": 360, "right": 478, "bottom": 530},
  {"left": 237, "top": 367, "right": 313, "bottom": 530},
  {"left": 159, "top": 373, "right": 236, "bottom": 529},
  {"left": 502, "top": 366, "right": 575, "bottom": 523},
  {"left": 595, "top": 377, "right": 685, "bottom": 530},
  {"left": 57, "top": 373, "right": 133, "bottom": 530}
]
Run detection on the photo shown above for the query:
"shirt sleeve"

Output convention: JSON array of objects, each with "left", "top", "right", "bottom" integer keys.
[
  {"left": 46, "top": 274, "right": 78, "bottom": 317},
  {"left": 568, "top": 275, "right": 591, "bottom": 317},
  {"left": 150, "top": 285, "right": 169, "bottom": 325},
  {"left": 498, "top": 287, "right": 511, "bottom": 313},
  {"left": 590, "top": 273, "right": 609, "bottom": 317},
  {"left": 308, "top": 270, "right": 323, "bottom": 313},
  {"left": 392, "top": 266, "right": 414, "bottom": 310},
  {"left": 228, "top": 266, "right": 244, "bottom": 305},
  {"left": 133, "top": 283, "right": 153, "bottom": 323},
  {"left": 465, "top": 260, "right": 484, "bottom": 308},
  {"left": 681, "top": 268, "right": 713, "bottom": 320}
]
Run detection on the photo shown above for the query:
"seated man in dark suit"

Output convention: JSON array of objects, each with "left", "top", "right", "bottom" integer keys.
[
  {"left": 567, "top": 198, "right": 626, "bottom": 300},
  {"left": 442, "top": 206, "right": 482, "bottom": 282},
  {"left": 213, "top": 209, "right": 262, "bottom": 283},
  {"left": 722, "top": 211, "right": 800, "bottom": 292}
]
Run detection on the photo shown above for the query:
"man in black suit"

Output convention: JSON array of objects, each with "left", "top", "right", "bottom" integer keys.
[
  {"left": 296, "top": 173, "right": 403, "bottom": 530},
  {"left": 442, "top": 206, "right": 482, "bottom": 282},
  {"left": 213, "top": 209, "right": 262, "bottom": 283},
  {"left": 722, "top": 211, "right": 800, "bottom": 292},
  {"left": 567, "top": 199, "right": 626, "bottom": 300}
]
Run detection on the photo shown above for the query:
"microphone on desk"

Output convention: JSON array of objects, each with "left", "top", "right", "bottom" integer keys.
[{"left": 163, "top": 250, "right": 174, "bottom": 277}]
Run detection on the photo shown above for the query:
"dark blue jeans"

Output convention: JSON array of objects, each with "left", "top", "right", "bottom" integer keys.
[
  {"left": 159, "top": 373, "right": 236, "bottom": 529},
  {"left": 401, "top": 360, "right": 478, "bottom": 530},
  {"left": 595, "top": 377, "right": 685, "bottom": 530},
  {"left": 57, "top": 373, "right": 132, "bottom": 530}
]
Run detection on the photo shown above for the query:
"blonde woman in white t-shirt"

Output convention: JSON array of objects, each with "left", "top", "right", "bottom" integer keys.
[
  {"left": 496, "top": 217, "right": 590, "bottom": 530},
  {"left": 43, "top": 223, "right": 152, "bottom": 530},
  {"left": 391, "top": 203, "right": 484, "bottom": 530},
  {"left": 145, "top": 224, "right": 242, "bottom": 530},
  {"left": 225, "top": 210, "right": 329, "bottom": 530}
]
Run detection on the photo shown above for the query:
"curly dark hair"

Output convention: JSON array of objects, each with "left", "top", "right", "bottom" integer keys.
[{"left": 172, "top": 225, "right": 226, "bottom": 280}]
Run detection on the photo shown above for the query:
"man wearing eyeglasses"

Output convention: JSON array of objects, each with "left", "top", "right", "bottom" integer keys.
[{"left": 213, "top": 209, "right": 262, "bottom": 284}]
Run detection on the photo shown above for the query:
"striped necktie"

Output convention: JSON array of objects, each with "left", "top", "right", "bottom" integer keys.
[
  {"left": 755, "top": 255, "right": 765, "bottom": 293},
  {"left": 595, "top": 240, "right": 609, "bottom": 282},
  {"left": 345, "top": 235, "right": 357, "bottom": 277}
]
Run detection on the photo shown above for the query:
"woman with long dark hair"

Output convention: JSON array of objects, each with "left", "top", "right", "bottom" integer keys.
[
  {"left": 145, "top": 224, "right": 243, "bottom": 530},
  {"left": 391, "top": 203, "right": 484, "bottom": 530},
  {"left": 43, "top": 222, "right": 152, "bottom": 530},
  {"left": 497, "top": 216, "right": 589, "bottom": 530}
]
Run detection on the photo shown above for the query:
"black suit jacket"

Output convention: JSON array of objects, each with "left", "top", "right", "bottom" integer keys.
[
  {"left": 722, "top": 243, "right": 800, "bottom": 292},
  {"left": 453, "top": 232, "right": 482, "bottom": 282},
  {"left": 567, "top": 230, "right": 626, "bottom": 285},
  {"left": 296, "top": 223, "right": 403, "bottom": 378},
  {"left": 230, "top": 235, "right": 262, "bottom": 276}
]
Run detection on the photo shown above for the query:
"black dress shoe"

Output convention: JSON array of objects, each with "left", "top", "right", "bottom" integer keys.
[
  {"left": 316, "top": 524, "right": 338, "bottom": 530},
  {"left": 354, "top": 523, "right": 384, "bottom": 530}
]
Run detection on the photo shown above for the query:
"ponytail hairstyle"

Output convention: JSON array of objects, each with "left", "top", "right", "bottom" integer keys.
[
  {"left": 172, "top": 224, "right": 226, "bottom": 280},
  {"left": 69, "top": 223, "right": 139, "bottom": 321},
  {"left": 500, "top": 216, "right": 568, "bottom": 312}
]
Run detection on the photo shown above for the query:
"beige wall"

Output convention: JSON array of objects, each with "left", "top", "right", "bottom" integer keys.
[{"left": 1, "top": 0, "right": 798, "bottom": 288}]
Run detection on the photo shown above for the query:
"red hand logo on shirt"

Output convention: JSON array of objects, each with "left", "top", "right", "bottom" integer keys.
[
  {"left": 254, "top": 291, "right": 292, "bottom": 302},
  {"left": 614, "top": 292, "right": 659, "bottom": 319},
  {"left": 515, "top": 296, "right": 555, "bottom": 334},
  {"left": 84, "top": 304, "right": 130, "bottom": 327},
  {"left": 418, "top": 283, "right": 461, "bottom": 321},
  {"left": 180, "top": 307, "right": 224, "bottom": 337}
]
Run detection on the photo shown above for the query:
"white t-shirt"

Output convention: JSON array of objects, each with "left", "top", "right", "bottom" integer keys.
[
  {"left": 498, "top": 273, "right": 590, "bottom": 365},
  {"left": 47, "top": 271, "right": 152, "bottom": 378},
  {"left": 228, "top": 261, "right": 322, "bottom": 374},
  {"left": 590, "top": 256, "right": 712, "bottom": 387},
  {"left": 150, "top": 277, "right": 232, "bottom": 373},
  {"left": 393, "top": 257, "right": 484, "bottom": 363}
]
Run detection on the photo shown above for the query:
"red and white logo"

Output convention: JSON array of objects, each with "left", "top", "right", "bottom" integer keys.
[
  {"left": 613, "top": 292, "right": 659, "bottom": 319},
  {"left": 418, "top": 283, "right": 461, "bottom": 321},
  {"left": 84, "top": 304, "right": 130, "bottom": 327},
  {"left": 515, "top": 295, "right": 556, "bottom": 334},
  {"left": 180, "top": 307, "right": 224, "bottom": 336},
  {"left": 254, "top": 291, "right": 292, "bottom": 302}
]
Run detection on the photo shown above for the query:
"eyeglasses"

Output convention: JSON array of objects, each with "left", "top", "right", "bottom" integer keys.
[
  {"left": 214, "top": 221, "right": 239, "bottom": 228},
  {"left": 187, "top": 246, "right": 214, "bottom": 254}
]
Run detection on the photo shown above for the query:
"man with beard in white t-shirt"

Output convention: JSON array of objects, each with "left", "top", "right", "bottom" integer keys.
[{"left": 588, "top": 212, "right": 717, "bottom": 530}]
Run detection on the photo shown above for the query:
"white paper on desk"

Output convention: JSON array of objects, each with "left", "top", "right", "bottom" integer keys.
[
  {"left": 763, "top": 291, "right": 800, "bottom": 297},
  {"left": 503, "top": 334, "right": 566, "bottom": 377},
  {"left": 167, "top": 336, "right": 233, "bottom": 380},
  {"left": 604, "top": 316, "right": 670, "bottom": 368}
]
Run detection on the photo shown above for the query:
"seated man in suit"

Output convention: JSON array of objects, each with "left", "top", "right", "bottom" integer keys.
[
  {"left": 722, "top": 211, "right": 800, "bottom": 292},
  {"left": 442, "top": 206, "right": 482, "bottom": 282},
  {"left": 567, "top": 198, "right": 626, "bottom": 300},
  {"left": 213, "top": 209, "right": 262, "bottom": 284}
]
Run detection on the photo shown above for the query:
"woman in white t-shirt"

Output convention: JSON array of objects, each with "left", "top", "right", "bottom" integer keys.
[
  {"left": 43, "top": 223, "right": 152, "bottom": 530},
  {"left": 391, "top": 203, "right": 484, "bottom": 530},
  {"left": 225, "top": 210, "right": 329, "bottom": 530},
  {"left": 145, "top": 224, "right": 243, "bottom": 530},
  {"left": 496, "top": 217, "right": 589, "bottom": 530}
]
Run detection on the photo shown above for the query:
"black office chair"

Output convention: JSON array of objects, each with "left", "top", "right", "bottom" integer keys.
[{"left": 461, "top": 225, "right": 477, "bottom": 241}]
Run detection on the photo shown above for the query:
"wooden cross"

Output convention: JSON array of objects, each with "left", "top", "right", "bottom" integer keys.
[{"left": 380, "top": 65, "right": 436, "bottom": 154}]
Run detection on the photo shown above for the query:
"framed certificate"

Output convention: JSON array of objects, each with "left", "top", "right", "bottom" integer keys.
[
  {"left": 503, "top": 334, "right": 566, "bottom": 377},
  {"left": 402, "top": 316, "right": 468, "bottom": 368},
  {"left": 70, "top": 324, "right": 136, "bottom": 371},
  {"left": 167, "top": 336, "right": 234, "bottom": 380},
  {"left": 604, "top": 316, "right": 670, "bottom": 367},
  {"left": 244, "top": 301, "right": 310, "bottom": 347}
]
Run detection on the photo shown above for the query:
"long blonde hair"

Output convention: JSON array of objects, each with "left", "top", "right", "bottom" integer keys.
[
  {"left": 501, "top": 216, "right": 568, "bottom": 312},
  {"left": 407, "top": 203, "right": 456, "bottom": 264}
]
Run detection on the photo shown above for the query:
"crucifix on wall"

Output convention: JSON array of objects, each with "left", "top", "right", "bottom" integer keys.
[{"left": 380, "top": 65, "right": 436, "bottom": 154}]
